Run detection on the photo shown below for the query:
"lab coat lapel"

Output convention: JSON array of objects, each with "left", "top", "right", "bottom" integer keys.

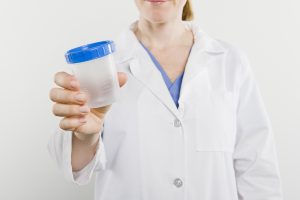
[
  {"left": 114, "top": 22, "right": 182, "bottom": 118},
  {"left": 179, "top": 49, "right": 224, "bottom": 101},
  {"left": 129, "top": 52, "right": 183, "bottom": 119},
  {"left": 179, "top": 47, "right": 210, "bottom": 96},
  {"left": 179, "top": 27, "right": 227, "bottom": 106}
]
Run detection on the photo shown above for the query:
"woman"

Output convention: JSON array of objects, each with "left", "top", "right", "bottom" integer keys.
[{"left": 48, "top": 0, "right": 283, "bottom": 199}]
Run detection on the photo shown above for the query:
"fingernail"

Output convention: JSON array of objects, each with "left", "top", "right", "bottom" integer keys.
[
  {"left": 79, "top": 117, "right": 87, "bottom": 123},
  {"left": 70, "top": 81, "right": 79, "bottom": 88},
  {"left": 75, "top": 93, "right": 86, "bottom": 102},
  {"left": 79, "top": 105, "right": 90, "bottom": 113}
]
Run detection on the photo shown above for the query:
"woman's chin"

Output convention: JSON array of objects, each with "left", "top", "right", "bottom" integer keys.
[{"left": 145, "top": 14, "right": 174, "bottom": 24}]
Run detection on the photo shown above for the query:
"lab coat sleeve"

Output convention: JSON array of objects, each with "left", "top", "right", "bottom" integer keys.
[
  {"left": 47, "top": 128, "right": 107, "bottom": 185},
  {"left": 233, "top": 50, "right": 283, "bottom": 200}
]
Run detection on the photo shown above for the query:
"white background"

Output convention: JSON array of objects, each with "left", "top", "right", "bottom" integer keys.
[{"left": 0, "top": 0, "right": 299, "bottom": 199}]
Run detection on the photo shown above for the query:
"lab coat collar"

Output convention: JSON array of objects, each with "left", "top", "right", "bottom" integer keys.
[{"left": 115, "top": 21, "right": 227, "bottom": 119}]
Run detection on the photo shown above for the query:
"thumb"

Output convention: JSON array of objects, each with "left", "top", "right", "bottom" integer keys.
[{"left": 117, "top": 72, "right": 128, "bottom": 87}]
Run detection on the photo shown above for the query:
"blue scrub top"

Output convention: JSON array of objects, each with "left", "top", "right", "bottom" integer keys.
[{"left": 139, "top": 42, "right": 191, "bottom": 108}]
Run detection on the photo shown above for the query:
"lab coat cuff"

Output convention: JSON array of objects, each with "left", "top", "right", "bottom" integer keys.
[
  {"left": 72, "top": 132, "right": 107, "bottom": 185},
  {"left": 60, "top": 128, "right": 106, "bottom": 185}
]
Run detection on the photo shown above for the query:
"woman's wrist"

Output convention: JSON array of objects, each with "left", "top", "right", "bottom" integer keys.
[{"left": 72, "top": 131, "right": 100, "bottom": 146}]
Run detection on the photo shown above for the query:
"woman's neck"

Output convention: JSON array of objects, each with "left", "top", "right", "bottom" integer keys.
[{"left": 134, "top": 18, "right": 193, "bottom": 50}]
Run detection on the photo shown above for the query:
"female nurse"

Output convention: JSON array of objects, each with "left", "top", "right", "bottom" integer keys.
[{"left": 48, "top": 0, "right": 283, "bottom": 199}]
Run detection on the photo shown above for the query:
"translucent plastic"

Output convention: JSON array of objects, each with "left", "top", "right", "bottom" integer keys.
[{"left": 71, "top": 54, "right": 119, "bottom": 108}]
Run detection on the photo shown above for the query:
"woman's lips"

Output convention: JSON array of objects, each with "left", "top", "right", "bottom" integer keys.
[
  {"left": 145, "top": 0, "right": 168, "bottom": 4},
  {"left": 146, "top": 0, "right": 168, "bottom": 2}
]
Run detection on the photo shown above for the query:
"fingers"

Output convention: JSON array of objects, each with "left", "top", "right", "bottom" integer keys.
[
  {"left": 49, "top": 88, "right": 88, "bottom": 105},
  {"left": 55, "top": 71, "right": 127, "bottom": 90},
  {"left": 53, "top": 103, "right": 90, "bottom": 117},
  {"left": 117, "top": 72, "right": 128, "bottom": 87},
  {"left": 54, "top": 71, "right": 80, "bottom": 91},
  {"left": 59, "top": 116, "right": 87, "bottom": 131}
]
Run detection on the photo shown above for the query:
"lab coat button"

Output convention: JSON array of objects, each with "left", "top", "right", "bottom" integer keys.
[
  {"left": 173, "top": 178, "right": 183, "bottom": 188},
  {"left": 174, "top": 119, "right": 181, "bottom": 127}
]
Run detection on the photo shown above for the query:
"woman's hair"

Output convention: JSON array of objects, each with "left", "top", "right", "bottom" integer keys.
[{"left": 182, "top": 0, "right": 194, "bottom": 21}]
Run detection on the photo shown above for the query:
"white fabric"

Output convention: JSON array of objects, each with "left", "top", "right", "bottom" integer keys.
[{"left": 48, "top": 21, "right": 283, "bottom": 200}]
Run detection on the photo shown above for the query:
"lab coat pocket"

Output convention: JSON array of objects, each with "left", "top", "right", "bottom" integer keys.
[{"left": 195, "top": 91, "right": 236, "bottom": 153}]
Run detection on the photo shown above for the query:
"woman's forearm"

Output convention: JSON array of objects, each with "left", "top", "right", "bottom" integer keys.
[{"left": 71, "top": 131, "right": 100, "bottom": 172}]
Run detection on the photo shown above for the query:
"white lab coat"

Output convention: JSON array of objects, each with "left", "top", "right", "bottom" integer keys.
[{"left": 48, "top": 21, "right": 283, "bottom": 200}]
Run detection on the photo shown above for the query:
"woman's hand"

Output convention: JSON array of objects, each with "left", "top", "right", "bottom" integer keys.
[{"left": 49, "top": 71, "right": 128, "bottom": 139}]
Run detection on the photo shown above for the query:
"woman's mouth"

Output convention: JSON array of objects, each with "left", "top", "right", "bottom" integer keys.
[{"left": 145, "top": 0, "right": 168, "bottom": 5}]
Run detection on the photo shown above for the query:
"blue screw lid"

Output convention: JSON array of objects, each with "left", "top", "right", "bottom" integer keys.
[{"left": 65, "top": 40, "right": 115, "bottom": 64}]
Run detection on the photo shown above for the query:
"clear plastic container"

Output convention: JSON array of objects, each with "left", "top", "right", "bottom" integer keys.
[{"left": 65, "top": 41, "right": 119, "bottom": 108}]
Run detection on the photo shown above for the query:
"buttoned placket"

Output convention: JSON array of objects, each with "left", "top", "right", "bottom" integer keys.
[{"left": 170, "top": 112, "right": 186, "bottom": 200}]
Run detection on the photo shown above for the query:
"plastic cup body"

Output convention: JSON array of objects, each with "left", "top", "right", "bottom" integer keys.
[{"left": 72, "top": 54, "right": 119, "bottom": 108}]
